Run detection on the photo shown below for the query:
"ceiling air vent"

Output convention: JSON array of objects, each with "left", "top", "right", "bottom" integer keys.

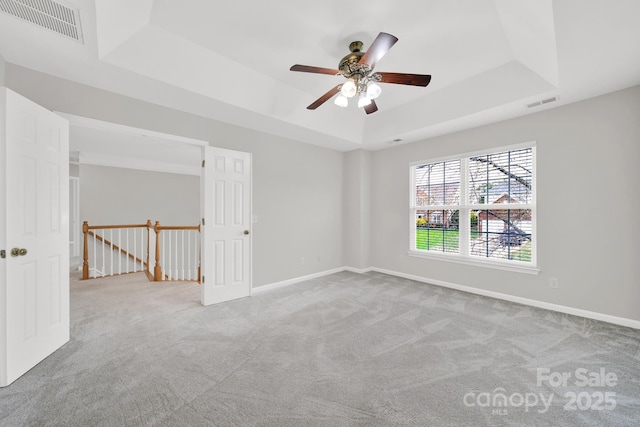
[
  {"left": 526, "top": 96, "right": 558, "bottom": 109},
  {"left": 0, "top": 0, "right": 83, "bottom": 43}
]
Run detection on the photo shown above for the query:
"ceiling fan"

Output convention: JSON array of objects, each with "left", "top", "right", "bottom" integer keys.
[{"left": 290, "top": 32, "right": 431, "bottom": 114}]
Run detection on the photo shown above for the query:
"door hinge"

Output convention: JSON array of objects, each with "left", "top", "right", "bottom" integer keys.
[
  {"left": 0, "top": 250, "right": 5, "bottom": 259},
  {"left": 202, "top": 160, "right": 205, "bottom": 167},
  {"left": 202, "top": 276, "right": 204, "bottom": 283},
  {"left": 202, "top": 218, "right": 205, "bottom": 225}
]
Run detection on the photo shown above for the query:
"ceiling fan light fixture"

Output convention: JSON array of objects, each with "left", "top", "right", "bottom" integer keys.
[
  {"left": 290, "top": 32, "right": 431, "bottom": 114},
  {"left": 341, "top": 79, "right": 357, "bottom": 98},
  {"left": 334, "top": 94, "right": 348, "bottom": 107},
  {"left": 366, "top": 82, "right": 381, "bottom": 99},
  {"left": 357, "top": 94, "right": 372, "bottom": 108}
]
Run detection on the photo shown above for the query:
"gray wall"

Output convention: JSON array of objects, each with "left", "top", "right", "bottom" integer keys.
[
  {"left": 343, "top": 149, "right": 371, "bottom": 269},
  {"left": 5, "top": 63, "right": 639, "bottom": 322},
  {"left": 368, "top": 86, "right": 640, "bottom": 322},
  {"left": 5, "top": 64, "right": 343, "bottom": 288},
  {"left": 79, "top": 164, "right": 199, "bottom": 226},
  {"left": 0, "top": 54, "right": 5, "bottom": 85}
]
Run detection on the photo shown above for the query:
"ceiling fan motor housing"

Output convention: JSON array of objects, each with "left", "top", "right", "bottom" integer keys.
[{"left": 338, "top": 41, "right": 367, "bottom": 77}]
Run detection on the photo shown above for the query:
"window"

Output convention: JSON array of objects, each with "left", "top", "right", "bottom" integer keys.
[{"left": 410, "top": 144, "right": 536, "bottom": 272}]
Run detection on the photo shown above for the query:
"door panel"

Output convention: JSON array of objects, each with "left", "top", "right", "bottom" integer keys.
[
  {"left": 1, "top": 88, "right": 69, "bottom": 387},
  {"left": 201, "top": 146, "right": 251, "bottom": 305}
]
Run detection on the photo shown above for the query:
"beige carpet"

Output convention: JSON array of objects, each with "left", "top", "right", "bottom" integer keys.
[{"left": 0, "top": 270, "right": 638, "bottom": 426}]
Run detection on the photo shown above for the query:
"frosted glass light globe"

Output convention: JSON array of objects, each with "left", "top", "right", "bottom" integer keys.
[
  {"left": 341, "top": 79, "right": 357, "bottom": 98},
  {"left": 366, "top": 82, "right": 381, "bottom": 99},
  {"left": 334, "top": 94, "right": 348, "bottom": 107},
  {"left": 358, "top": 95, "right": 371, "bottom": 108}
]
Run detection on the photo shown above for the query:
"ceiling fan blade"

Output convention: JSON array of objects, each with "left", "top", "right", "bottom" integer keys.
[
  {"left": 358, "top": 32, "right": 398, "bottom": 69},
  {"left": 307, "top": 85, "right": 341, "bottom": 110},
  {"left": 377, "top": 72, "right": 432, "bottom": 87},
  {"left": 290, "top": 64, "right": 341, "bottom": 75},
  {"left": 364, "top": 99, "right": 378, "bottom": 115}
]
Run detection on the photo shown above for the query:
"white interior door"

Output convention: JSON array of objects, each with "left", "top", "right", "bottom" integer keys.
[
  {"left": 0, "top": 88, "right": 69, "bottom": 387},
  {"left": 200, "top": 146, "right": 252, "bottom": 306}
]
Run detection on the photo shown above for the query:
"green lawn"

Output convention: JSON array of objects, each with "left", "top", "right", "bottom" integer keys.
[
  {"left": 509, "top": 241, "right": 531, "bottom": 262},
  {"left": 416, "top": 228, "right": 531, "bottom": 262},
  {"left": 416, "top": 228, "right": 459, "bottom": 252}
]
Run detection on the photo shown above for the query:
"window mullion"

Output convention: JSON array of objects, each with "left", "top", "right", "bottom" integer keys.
[
  {"left": 459, "top": 158, "right": 470, "bottom": 256},
  {"left": 410, "top": 167, "right": 417, "bottom": 250}
]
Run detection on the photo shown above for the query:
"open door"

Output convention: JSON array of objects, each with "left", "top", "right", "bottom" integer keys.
[
  {"left": 0, "top": 88, "right": 69, "bottom": 387},
  {"left": 200, "top": 146, "right": 252, "bottom": 306}
]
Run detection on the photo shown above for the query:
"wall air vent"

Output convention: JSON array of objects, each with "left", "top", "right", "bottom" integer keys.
[
  {"left": 526, "top": 96, "right": 558, "bottom": 109},
  {"left": 0, "top": 0, "right": 83, "bottom": 43}
]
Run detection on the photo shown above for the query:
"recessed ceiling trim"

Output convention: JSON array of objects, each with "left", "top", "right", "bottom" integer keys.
[{"left": 0, "top": 0, "right": 83, "bottom": 43}]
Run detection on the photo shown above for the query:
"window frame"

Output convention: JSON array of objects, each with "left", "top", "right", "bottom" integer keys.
[{"left": 409, "top": 142, "right": 539, "bottom": 275}]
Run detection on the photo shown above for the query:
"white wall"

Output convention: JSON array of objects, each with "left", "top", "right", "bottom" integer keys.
[
  {"left": 5, "top": 64, "right": 344, "bottom": 288},
  {"left": 368, "top": 86, "right": 640, "bottom": 322},
  {"left": 343, "top": 149, "right": 371, "bottom": 269},
  {"left": 79, "top": 164, "right": 199, "bottom": 226},
  {"left": 0, "top": 54, "right": 5, "bottom": 85}
]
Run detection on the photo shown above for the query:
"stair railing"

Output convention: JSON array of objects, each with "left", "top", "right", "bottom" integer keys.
[
  {"left": 152, "top": 221, "right": 201, "bottom": 282},
  {"left": 82, "top": 221, "right": 150, "bottom": 280},
  {"left": 82, "top": 220, "right": 200, "bottom": 283}
]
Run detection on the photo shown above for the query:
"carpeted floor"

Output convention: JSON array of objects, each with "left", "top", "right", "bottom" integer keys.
[{"left": 0, "top": 271, "right": 639, "bottom": 426}]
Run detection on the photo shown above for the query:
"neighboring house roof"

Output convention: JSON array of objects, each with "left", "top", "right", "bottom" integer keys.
[
  {"left": 416, "top": 183, "right": 460, "bottom": 206},
  {"left": 477, "top": 193, "right": 532, "bottom": 223},
  {"left": 490, "top": 193, "right": 523, "bottom": 205},
  {"left": 472, "top": 181, "right": 531, "bottom": 204}
]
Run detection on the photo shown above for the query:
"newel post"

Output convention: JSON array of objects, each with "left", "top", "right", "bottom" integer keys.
[
  {"left": 82, "top": 221, "right": 89, "bottom": 280},
  {"left": 197, "top": 223, "right": 201, "bottom": 283},
  {"left": 153, "top": 221, "right": 162, "bottom": 281},
  {"left": 145, "top": 219, "right": 152, "bottom": 274}
]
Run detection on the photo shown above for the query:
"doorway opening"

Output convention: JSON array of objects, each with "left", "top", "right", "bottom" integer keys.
[{"left": 62, "top": 113, "right": 205, "bottom": 290}]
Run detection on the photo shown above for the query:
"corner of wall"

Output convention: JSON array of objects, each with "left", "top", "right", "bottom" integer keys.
[
  {"left": 0, "top": 54, "right": 6, "bottom": 86},
  {"left": 343, "top": 149, "right": 372, "bottom": 269}
]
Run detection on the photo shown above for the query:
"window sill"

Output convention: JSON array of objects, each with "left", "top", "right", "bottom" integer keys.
[{"left": 407, "top": 250, "right": 540, "bottom": 275}]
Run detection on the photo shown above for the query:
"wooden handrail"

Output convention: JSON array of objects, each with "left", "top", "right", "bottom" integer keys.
[
  {"left": 153, "top": 221, "right": 201, "bottom": 282},
  {"left": 85, "top": 223, "right": 150, "bottom": 230},
  {"left": 82, "top": 220, "right": 150, "bottom": 280},
  {"left": 82, "top": 220, "right": 201, "bottom": 283},
  {"left": 154, "top": 224, "right": 201, "bottom": 231}
]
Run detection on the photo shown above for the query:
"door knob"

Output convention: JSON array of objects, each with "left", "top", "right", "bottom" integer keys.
[
  {"left": 243, "top": 230, "right": 250, "bottom": 235},
  {"left": 11, "top": 248, "right": 27, "bottom": 257}
]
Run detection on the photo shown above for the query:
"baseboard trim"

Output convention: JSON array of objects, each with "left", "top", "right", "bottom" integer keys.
[
  {"left": 371, "top": 267, "right": 640, "bottom": 330},
  {"left": 343, "top": 266, "right": 373, "bottom": 274},
  {"left": 251, "top": 265, "right": 639, "bottom": 329},
  {"left": 251, "top": 267, "right": 346, "bottom": 295}
]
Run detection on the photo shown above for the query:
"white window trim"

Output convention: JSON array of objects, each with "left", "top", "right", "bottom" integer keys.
[
  {"left": 407, "top": 250, "right": 540, "bottom": 275},
  {"left": 409, "top": 142, "right": 538, "bottom": 275}
]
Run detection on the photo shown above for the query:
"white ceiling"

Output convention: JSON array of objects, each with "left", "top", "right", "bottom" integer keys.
[
  {"left": 60, "top": 113, "right": 204, "bottom": 175},
  {"left": 1, "top": 0, "right": 639, "bottom": 152}
]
